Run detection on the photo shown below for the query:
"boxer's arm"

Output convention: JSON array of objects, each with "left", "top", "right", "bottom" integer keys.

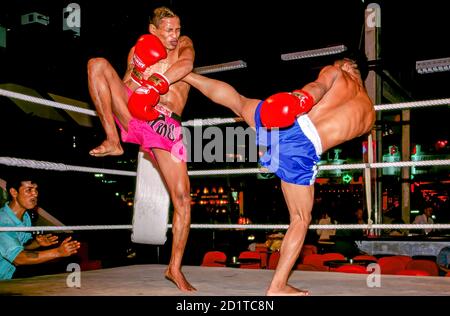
[
  {"left": 142, "top": 72, "right": 170, "bottom": 94},
  {"left": 162, "top": 36, "right": 195, "bottom": 84},
  {"left": 260, "top": 65, "right": 340, "bottom": 128},
  {"left": 300, "top": 65, "right": 339, "bottom": 104},
  {"left": 130, "top": 35, "right": 167, "bottom": 85}
]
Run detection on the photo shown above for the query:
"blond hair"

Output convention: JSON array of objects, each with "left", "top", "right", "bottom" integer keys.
[{"left": 149, "top": 7, "right": 178, "bottom": 28}]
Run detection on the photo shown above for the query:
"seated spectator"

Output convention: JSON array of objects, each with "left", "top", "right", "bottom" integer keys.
[
  {"left": 265, "top": 232, "right": 285, "bottom": 252},
  {"left": 437, "top": 246, "right": 450, "bottom": 276},
  {"left": 333, "top": 207, "right": 367, "bottom": 258},
  {"left": 383, "top": 198, "right": 401, "bottom": 223},
  {"left": 351, "top": 207, "right": 368, "bottom": 238},
  {"left": 0, "top": 173, "right": 80, "bottom": 280},
  {"left": 413, "top": 205, "right": 434, "bottom": 235},
  {"left": 389, "top": 218, "right": 406, "bottom": 236},
  {"left": 316, "top": 209, "right": 336, "bottom": 242}
]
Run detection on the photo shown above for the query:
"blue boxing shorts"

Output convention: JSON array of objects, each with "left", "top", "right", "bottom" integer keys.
[{"left": 255, "top": 101, "right": 322, "bottom": 185}]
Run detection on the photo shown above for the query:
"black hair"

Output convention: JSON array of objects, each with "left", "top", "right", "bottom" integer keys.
[
  {"left": 5, "top": 171, "right": 38, "bottom": 200},
  {"left": 344, "top": 48, "right": 369, "bottom": 81}
]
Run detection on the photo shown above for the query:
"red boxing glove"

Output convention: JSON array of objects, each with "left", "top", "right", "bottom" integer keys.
[
  {"left": 260, "top": 92, "right": 301, "bottom": 128},
  {"left": 292, "top": 89, "right": 315, "bottom": 114},
  {"left": 131, "top": 34, "right": 167, "bottom": 85},
  {"left": 127, "top": 85, "right": 160, "bottom": 121},
  {"left": 260, "top": 90, "right": 315, "bottom": 128},
  {"left": 143, "top": 72, "right": 170, "bottom": 95}
]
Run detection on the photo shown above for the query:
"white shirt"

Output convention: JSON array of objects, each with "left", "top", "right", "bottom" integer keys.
[
  {"left": 317, "top": 216, "right": 336, "bottom": 240},
  {"left": 413, "top": 214, "right": 434, "bottom": 234}
]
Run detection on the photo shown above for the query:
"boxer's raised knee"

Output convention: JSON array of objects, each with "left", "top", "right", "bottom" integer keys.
[{"left": 87, "top": 57, "right": 110, "bottom": 77}]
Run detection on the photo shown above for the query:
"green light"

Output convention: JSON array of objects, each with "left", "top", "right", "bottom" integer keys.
[{"left": 342, "top": 174, "right": 352, "bottom": 184}]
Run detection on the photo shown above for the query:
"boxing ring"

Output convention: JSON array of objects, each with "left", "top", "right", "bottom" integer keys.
[
  {"left": 1, "top": 87, "right": 450, "bottom": 296},
  {"left": 1, "top": 264, "right": 450, "bottom": 296},
  {"left": 1, "top": 2, "right": 450, "bottom": 294}
]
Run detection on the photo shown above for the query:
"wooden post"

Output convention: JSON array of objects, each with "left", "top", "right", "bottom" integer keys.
[
  {"left": 239, "top": 191, "right": 244, "bottom": 217},
  {"left": 364, "top": 3, "right": 382, "bottom": 229},
  {"left": 401, "top": 110, "right": 411, "bottom": 224}
]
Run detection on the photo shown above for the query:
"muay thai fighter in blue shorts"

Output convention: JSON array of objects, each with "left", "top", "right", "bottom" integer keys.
[{"left": 183, "top": 57, "right": 375, "bottom": 295}]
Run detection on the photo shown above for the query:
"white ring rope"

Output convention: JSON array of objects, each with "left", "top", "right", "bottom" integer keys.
[
  {"left": 0, "top": 157, "right": 136, "bottom": 177},
  {"left": 1, "top": 157, "right": 449, "bottom": 176},
  {"left": 0, "top": 88, "right": 98, "bottom": 116},
  {"left": 374, "top": 98, "right": 450, "bottom": 111},
  {"left": 1, "top": 223, "right": 450, "bottom": 232},
  {"left": 0, "top": 88, "right": 448, "bottom": 127}
]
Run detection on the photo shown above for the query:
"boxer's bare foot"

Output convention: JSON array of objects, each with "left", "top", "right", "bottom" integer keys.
[
  {"left": 165, "top": 267, "right": 197, "bottom": 292},
  {"left": 89, "top": 140, "right": 123, "bottom": 157},
  {"left": 266, "top": 284, "right": 309, "bottom": 296}
]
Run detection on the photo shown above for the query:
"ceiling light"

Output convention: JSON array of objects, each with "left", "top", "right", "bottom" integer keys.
[
  {"left": 281, "top": 45, "right": 347, "bottom": 61},
  {"left": 416, "top": 57, "right": 450, "bottom": 74},
  {"left": 194, "top": 60, "right": 247, "bottom": 74}
]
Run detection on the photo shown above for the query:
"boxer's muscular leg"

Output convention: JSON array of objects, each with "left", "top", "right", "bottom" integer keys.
[
  {"left": 183, "top": 73, "right": 258, "bottom": 128},
  {"left": 88, "top": 57, "right": 132, "bottom": 157},
  {"left": 266, "top": 181, "right": 313, "bottom": 296},
  {"left": 152, "top": 148, "right": 196, "bottom": 292}
]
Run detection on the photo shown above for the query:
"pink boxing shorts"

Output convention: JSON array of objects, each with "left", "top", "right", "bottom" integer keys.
[
  {"left": 116, "top": 85, "right": 187, "bottom": 162},
  {"left": 125, "top": 85, "right": 134, "bottom": 98}
]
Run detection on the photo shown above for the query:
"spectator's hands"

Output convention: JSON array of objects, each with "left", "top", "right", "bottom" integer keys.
[
  {"left": 57, "top": 236, "right": 81, "bottom": 257},
  {"left": 36, "top": 234, "right": 59, "bottom": 247}
]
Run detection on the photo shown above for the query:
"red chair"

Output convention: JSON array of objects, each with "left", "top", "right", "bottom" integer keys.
[
  {"left": 405, "top": 259, "right": 439, "bottom": 276},
  {"left": 335, "top": 264, "right": 369, "bottom": 274},
  {"left": 390, "top": 255, "right": 412, "bottom": 266},
  {"left": 255, "top": 245, "right": 269, "bottom": 269},
  {"left": 299, "top": 244, "right": 318, "bottom": 263},
  {"left": 396, "top": 269, "right": 431, "bottom": 276},
  {"left": 303, "top": 254, "right": 328, "bottom": 270},
  {"left": 296, "top": 263, "right": 328, "bottom": 272},
  {"left": 77, "top": 242, "right": 102, "bottom": 271},
  {"left": 322, "top": 252, "right": 346, "bottom": 262},
  {"left": 268, "top": 251, "right": 280, "bottom": 270},
  {"left": 238, "top": 251, "right": 261, "bottom": 269},
  {"left": 322, "top": 252, "right": 346, "bottom": 271},
  {"left": 378, "top": 256, "right": 407, "bottom": 275},
  {"left": 80, "top": 260, "right": 102, "bottom": 271},
  {"left": 446, "top": 272, "right": 450, "bottom": 277},
  {"left": 303, "top": 244, "right": 318, "bottom": 254},
  {"left": 201, "top": 251, "right": 227, "bottom": 267},
  {"left": 352, "top": 255, "right": 378, "bottom": 262}
]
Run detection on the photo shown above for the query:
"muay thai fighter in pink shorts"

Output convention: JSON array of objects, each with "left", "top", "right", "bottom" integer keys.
[
  {"left": 86, "top": 7, "right": 196, "bottom": 292},
  {"left": 118, "top": 85, "right": 186, "bottom": 162}
]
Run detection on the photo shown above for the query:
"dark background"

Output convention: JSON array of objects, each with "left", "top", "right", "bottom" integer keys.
[
  {"left": 0, "top": 0, "right": 449, "bottom": 268},
  {"left": 1, "top": 0, "right": 450, "bottom": 104}
]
